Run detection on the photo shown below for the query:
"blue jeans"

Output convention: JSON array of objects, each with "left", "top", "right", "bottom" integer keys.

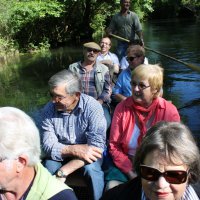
[
  {"left": 102, "top": 104, "right": 111, "bottom": 130},
  {"left": 116, "top": 41, "right": 129, "bottom": 61},
  {"left": 43, "top": 158, "right": 104, "bottom": 200}
]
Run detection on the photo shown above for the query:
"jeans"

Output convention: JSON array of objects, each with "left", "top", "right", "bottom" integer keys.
[
  {"left": 116, "top": 41, "right": 129, "bottom": 61},
  {"left": 102, "top": 104, "right": 111, "bottom": 130},
  {"left": 43, "top": 158, "right": 104, "bottom": 200}
]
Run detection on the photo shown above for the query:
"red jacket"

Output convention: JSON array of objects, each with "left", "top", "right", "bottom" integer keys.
[{"left": 109, "top": 97, "right": 180, "bottom": 173}]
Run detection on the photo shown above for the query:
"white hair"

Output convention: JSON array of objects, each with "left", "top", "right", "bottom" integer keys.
[{"left": 0, "top": 107, "right": 41, "bottom": 166}]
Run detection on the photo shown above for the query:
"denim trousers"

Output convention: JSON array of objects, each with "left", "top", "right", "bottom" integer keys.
[
  {"left": 102, "top": 104, "right": 111, "bottom": 131},
  {"left": 43, "top": 158, "right": 104, "bottom": 200},
  {"left": 116, "top": 41, "right": 129, "bottom": 61}
]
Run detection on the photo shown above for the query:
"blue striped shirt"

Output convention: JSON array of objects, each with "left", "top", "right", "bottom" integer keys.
[{"left": 41, "top": 94, "right": 106, "bottom": 161}]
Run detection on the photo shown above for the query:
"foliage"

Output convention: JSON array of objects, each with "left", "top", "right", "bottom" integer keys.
[{"left": 0, "top": 0, "right": 199, "bottom": 53}]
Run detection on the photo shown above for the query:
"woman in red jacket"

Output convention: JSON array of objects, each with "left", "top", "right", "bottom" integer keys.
[{"left": 106, "top": 64, "right": 180, "bottom": 190}]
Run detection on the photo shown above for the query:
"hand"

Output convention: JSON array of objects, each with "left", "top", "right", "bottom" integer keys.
[
  {"left": 100, "top": 60, "right": 113, "bottom": 66},
  {"left": 69, "top": 144, "right": 102, "bottom": 164},
  {"left": 97, "top": 99, "right": 104, "bottom": 105}
]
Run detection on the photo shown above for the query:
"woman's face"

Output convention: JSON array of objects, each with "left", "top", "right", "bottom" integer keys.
[
  {"left": 131, "top": 76, "right": 157, "bottom": 107},
  {"left": 141, "top": 150, "right": 188, "bottom": 200}
]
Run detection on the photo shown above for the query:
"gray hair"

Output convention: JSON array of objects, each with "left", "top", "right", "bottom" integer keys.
[
  {"left": 48, "top": 69, "right": 82, "bottom": 95},
  {"left": 0, "top": 107, "right": 41, "bottom": 166},
  {"left": 134, "top": 121, "right": 200, "bottom": 184}
]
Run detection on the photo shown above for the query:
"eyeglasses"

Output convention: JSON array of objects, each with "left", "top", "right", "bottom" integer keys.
[
  {"left": 100, "top": 42, "right": 110, "bottom": 46},
  {"left": 49, "top": 92, "right": 68, "bottom": 101},
  {"left": 140, "top": 165, "right": 188, "bottom": 184},
  {"left": 86, "top": 48, "right": 99, "bottom": 53},
  {"left": 131, "top": 80, "right": 150, "bottom": 90},
  {"left": 127, "top": 56, "right": 140, "bottom": 62}
]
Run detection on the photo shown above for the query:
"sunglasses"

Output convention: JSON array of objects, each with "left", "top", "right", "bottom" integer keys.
[
  {"left": 131, "top": 80, "right": 150, "bottom": 90},
  {"left": 127, "top": 56, "right": 140, "bottom": 62},
  {"left": 86, "top": 48, "right": 99, "bottom": 53},
  {"left": 140, "top": 165, "right": 188, "bottom": 184}
]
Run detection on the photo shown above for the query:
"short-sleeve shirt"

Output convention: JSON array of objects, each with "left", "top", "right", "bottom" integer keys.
[{"left": 108, "top": 11, "right": 142, "bottom": 41}]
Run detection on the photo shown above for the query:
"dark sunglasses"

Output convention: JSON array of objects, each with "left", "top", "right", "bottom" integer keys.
[
  {"left": 140, "top": 165, "right": 188, "bottom": 184},
  {"left": 127, "top": 56, "right": 140, "bottom": 62},
  {"left": 131, "top": 80, "right": 150, "bottom": 90},
  {"left": 86, "top": 48, "right": 99, "bottom": 53}
]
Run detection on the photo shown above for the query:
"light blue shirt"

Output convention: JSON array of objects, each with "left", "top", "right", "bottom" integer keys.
[
  {"left": 41, "top": 93, "right": 106, "bottom": 161},
  {"left": 112, "top": 68, "right": 132, "bottom": 97},
  {"left": 96, "top": 51, "right": 119, "bottom": 65}
]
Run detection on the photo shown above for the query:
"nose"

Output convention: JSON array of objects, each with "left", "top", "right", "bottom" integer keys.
[
  {"left": 155, "top": 176, "right": 170, "bottom": 189},
  {"left": 132, "top": 84, "right": 140, "bottom": 91}
]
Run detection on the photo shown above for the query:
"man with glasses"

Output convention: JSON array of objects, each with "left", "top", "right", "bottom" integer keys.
[
  {"left": 69, "top": 42, "right": 112, "bottom": 130},
  {"left": 97, "top": 37, "right": 120, "bottom": 84},
  {"left": 112, "top": 44, "right": 145, "bottom": 103},
  {"left": 41, "top": 70, "right": 106, "bottom": 200}
]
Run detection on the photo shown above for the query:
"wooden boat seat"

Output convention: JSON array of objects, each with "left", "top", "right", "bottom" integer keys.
[{"left": 65, "top": 170, "right": 92, "bottom": 200}]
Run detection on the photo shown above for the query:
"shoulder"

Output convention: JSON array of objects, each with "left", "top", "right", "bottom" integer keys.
[
  {"left": 48, "top": 189, "right": 78, "bottom": 200},
  {"left": 115, "top": 97, "right": 132, "bottom": 112},
  {"left": 129, "top": 11, "right": 139, "bottom": 17},
  {"left": 68, "top": 62, "right": 80, "bottom": 70},
  {"left": 192, "top": 182, "right": 200, "bottom": 198},
  {"left": 80, "top": 94, "right": 103, "bottom": 112},
  {"left": 111, "top": 12, "right": 121, "bottom": 19},
  {"left": 42, "top": 102, "right": 55, "bottom": 117},
  {"left": 119, "top": 69, "right": 131, "bottom": 78},
  {"left": 158, "top": 97, "right": 178, "bottom": 110},
  {"left": 100, "top": 177, "right": 141, "bottom": 200},
  {"left": 157, "top": 97, "right": 180, "bottom": 121}
]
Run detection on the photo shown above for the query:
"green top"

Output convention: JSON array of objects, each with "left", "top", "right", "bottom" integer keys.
[
  {"left": 27, "top": 163, "right": 72, "bottom": 200},
  {"left": 108, "top": 11, "right": 142, "bottom": 41}
]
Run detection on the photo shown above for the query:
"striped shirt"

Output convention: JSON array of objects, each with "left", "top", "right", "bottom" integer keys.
[
  {"left": 41, "top": 94, "right": 106, "bottom": 161},
  {"left": 71, "top": 62, "right": 111, "bottom": 103},
  {"left": 141, "top": 185, "right": 199, "bottom": 200}
]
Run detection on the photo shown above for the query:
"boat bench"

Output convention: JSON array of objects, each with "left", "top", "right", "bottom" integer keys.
[{"left": 65, "top": 170, "right": 92, "bottom": 200}]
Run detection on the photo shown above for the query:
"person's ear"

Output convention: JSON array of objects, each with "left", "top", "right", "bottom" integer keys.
[
  {"left": 16, "top": 155, "right": 28, "bottom": 173},
  {"left": 75, "top": 92, "right": 81, "bottom": 100}
]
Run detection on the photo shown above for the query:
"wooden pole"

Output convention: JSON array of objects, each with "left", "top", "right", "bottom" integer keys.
[{"left": 109, "top": 33, "right": 200, "bottom": 73}]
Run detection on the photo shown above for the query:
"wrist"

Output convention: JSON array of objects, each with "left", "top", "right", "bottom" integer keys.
[{"left": 56, "top": 169, "right": 68, "bottom": 178}]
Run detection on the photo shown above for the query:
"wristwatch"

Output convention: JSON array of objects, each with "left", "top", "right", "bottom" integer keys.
[{"left": 56, "top": 169, "right": 68, "bottom": 178}]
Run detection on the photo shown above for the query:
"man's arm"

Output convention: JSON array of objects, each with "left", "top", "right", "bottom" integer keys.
[
  {"left": 59, "top": 144, "right": 102, "bottom": 176},
  {"left": 97, "top": 70, "right": 112, "bottom": 103},
  {"left": 136, "top": 30, "right": 144, "bottom": 46},
  {"left": 100, "top": 60, "right": 119, "bottom": 74}
]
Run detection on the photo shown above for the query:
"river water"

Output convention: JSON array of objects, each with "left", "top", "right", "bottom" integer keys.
[{"left": 0, "top": 19, "right": 200, "bottom": 144}]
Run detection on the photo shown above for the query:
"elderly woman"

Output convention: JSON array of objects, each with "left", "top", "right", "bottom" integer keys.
[
  {"left": 105, "top": 64, "right": 180, "bottom": 189},
  {"left": 101, "top": 121, "right": 200, "bottom": 199}
]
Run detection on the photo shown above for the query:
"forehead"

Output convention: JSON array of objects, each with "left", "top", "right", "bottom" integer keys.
[
  {"left": 121, "top": 0, "right": 130, "bottom": 3},
  {"left": 101, "top": 38, "right": 110, "bottom": 44},
  {"left": 143, "top": 150, "right": 185, "bottom": 167}
]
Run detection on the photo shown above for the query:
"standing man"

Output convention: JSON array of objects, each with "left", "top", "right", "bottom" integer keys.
[
  {"left": 107, "top": 0, "right": 144, "bottom": 60},
  {"left": 112, "top": 45, "right": 145, "bottom": 103},
  {"left": 41, "top": 70, "right": 106, "bottom": 200},
  {"left": 69, "top": 42, "right": 112, "bottom": 129},
  {"left": 0, "top": 107, "right": 78, "bottom": 200}
]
